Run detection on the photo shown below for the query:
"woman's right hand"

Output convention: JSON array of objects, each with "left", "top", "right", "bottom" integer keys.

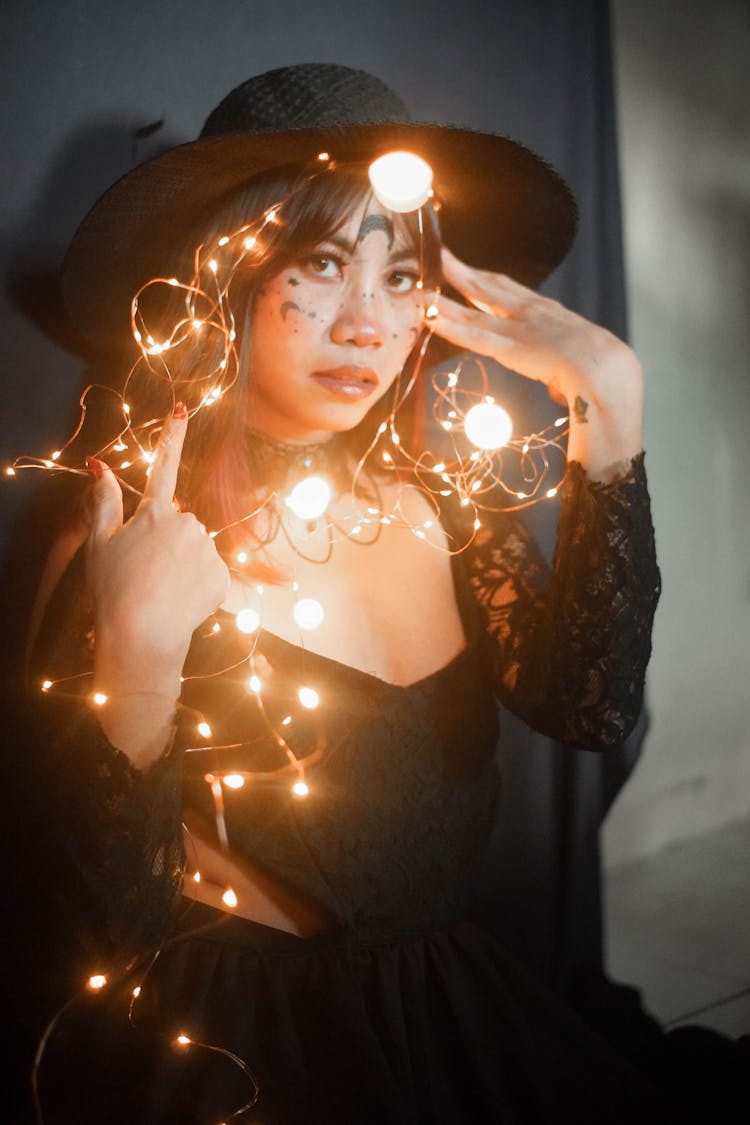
[{"left": 86, "top": 405, "right": 230, "bottom": 763}]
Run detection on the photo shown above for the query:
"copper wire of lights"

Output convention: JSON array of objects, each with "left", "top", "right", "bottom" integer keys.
[{"left": 11, "top": 148, "right": 569, "bottom": 1122}]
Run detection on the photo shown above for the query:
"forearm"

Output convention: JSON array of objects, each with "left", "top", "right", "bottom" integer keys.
[
  {"left": 94, "top": 632, "right": 186, "bottom": 771},
  {"left": 563, "top": 345, "right": 644, "bottom": 483}
]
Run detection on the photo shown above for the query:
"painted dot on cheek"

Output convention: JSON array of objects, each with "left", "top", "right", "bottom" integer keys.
[{"left": 288, "top": 277, "right": 300, "bottom": 287}]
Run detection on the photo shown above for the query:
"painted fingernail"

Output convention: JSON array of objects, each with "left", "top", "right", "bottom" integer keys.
[
  {"left": 173, "top": 401, "right": 188, "bottom": 420},
  {"left": 85, "top": 456, "right": 105, "bottom": 480}
]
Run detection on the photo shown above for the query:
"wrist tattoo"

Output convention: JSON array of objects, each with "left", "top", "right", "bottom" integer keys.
[{"left": 573, "top": 394, "right": 589, "bottom": 424}]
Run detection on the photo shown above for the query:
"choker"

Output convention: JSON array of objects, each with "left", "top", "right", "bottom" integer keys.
[
  {"left": 244, "top": 429, "right": 385, "bottom": 562},
  {"left": 245, "top": 428, "right": 354, "bottom": 498}
]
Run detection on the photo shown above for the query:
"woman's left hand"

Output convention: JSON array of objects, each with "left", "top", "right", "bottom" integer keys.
[{"left": 432, "top": 247, "right": 644, "bottom": 481}]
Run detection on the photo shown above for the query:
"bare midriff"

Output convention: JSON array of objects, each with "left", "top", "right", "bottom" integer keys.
[{"left": 181, "top": 809, "right": 334, "bottom": 938}]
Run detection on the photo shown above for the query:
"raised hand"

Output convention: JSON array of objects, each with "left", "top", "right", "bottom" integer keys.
[
  {"left": 86, "top": 404, "right": 230, "bottom": 764},
  {"left": 434, "top": 247, "right": 644, "bottom": 481}
]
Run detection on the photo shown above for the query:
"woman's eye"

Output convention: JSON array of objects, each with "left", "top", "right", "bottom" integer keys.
[
  {"left": 303, "top": 254, "right": 342, "bottom": 279},
  {"left": 387, "top": 269, "right": 419, "bottom": 293}
]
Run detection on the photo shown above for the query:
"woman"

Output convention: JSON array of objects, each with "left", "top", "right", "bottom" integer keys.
[{"left": 31, "top": 64, "right": 666, "bottom": 1123}]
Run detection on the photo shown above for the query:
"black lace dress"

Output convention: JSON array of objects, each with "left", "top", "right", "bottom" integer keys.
[{"left": 35, "top": 456, "right": 668, "bottom": 1124}]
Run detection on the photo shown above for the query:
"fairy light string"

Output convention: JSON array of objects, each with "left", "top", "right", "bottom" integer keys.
[{"left": 11, "top": 147, "right": 570, "bottom": 1122}]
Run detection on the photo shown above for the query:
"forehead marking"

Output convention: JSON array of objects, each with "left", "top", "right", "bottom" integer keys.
[{"left": 357, "top": 213, "right": 395, "bottom": 250}]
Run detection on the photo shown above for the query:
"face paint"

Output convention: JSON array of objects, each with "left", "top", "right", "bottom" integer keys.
[
  {"left": 280, "top": 301, "right": 301, "bottom": 320},
  {"left": 357, "top": 212, "right": 395, "bottom": 250}
]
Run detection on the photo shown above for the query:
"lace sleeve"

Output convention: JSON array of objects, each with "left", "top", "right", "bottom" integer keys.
[
  {"left": 464, "top": 453, "right": 661, "bottom": 749},
  {"left": 31, "top": 550, "right": 185, "bottom": 967}
]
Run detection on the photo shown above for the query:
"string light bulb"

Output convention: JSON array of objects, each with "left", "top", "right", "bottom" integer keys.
[
  {"left": 222, "top": 774, "right": 245, "bottom": 790},
  {"left": 236, "top": 608, "right": 260, "bottom": 634},
  {"left": 286, "top": 476, "right": 332, "bottom": 521},
  {"left": 464, "top": 402, "right": 513, "bottom": 451},
  {"left": 298, "top": 686, "right": 319, "bottom": 710},
  {"left": 293, "top": 598, "right": 324, "bottom": 630},
  {"left": 368, "top": 151, "right": 433, "bottom": 213}
]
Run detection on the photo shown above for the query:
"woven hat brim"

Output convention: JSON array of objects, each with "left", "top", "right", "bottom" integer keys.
[{"left": 61, "top": 122, "right": 578, "bottom": 348}]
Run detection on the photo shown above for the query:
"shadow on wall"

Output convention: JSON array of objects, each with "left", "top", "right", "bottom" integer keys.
[
  {"left": 1, "top": 118, "right": 186, "bottom": 679},
  {"left": 6, "top": 116, "right": 183, "bottom": 356}
]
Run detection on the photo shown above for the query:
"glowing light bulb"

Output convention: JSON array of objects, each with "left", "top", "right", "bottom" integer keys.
[
  {"left": 92, "top": 692, "right": 108, "bottom": 707},
  {"left": 4, "top": 466, "right": 16, "bottom": 476},
  {"left": 464, "top": 402, "right": 513, "bottom": 451},
  {"left": 41, "top": 679, "right": 53, "bottom": 692},
  {"left": 211, "top": 621, "right": 221, "bottom": 633},
  {"left": 197, "top": 721, "right": 212, "bottom": 738},
  {"left": 293, "top": 598, "right": 324, "bottom": 630},
  {"left": 217, "top": 236, "right": 229, "bottom": 247},
  {"left": 132, "top": 986, "right": 141, "bottom": 998},
  {"left": 192, "top": 318, "right": 203, "bottom": 329},
  {"left": 208, "top": 259, "right": 218, "bottom": 273},
  {"left": 246, "top": 675, "right": 262, "bottom": 694},
  {"left": 168, "top": 277, "right": 179, "bottom": 286},
  {"left": 87, "top": 974, "right": 107, "bottom": 991},
  {"left": 51, "top": 450, "right": 61, "bottom": 461},
  {"left": 425, "top": 303, "right": 439, "bottom": 320},
  {"left": 236, "top": 608, "right": 260, "bottom": 634},
  {"left": 546, "top": 487, "right": 558, "bottom": 499},
  {"left": 176, "top": 1034, "right": 191, "bottom": 1046},
  {"left": 292, "top": 780, "right": 309, "bottom": 798},
  {"left": 317, "top": 151, "right": 330, "bottom": 161},
  {"left": 222, "top": 888, "right": 238, "bottom": 908},
  {"left": 298, "top": 686, "right": 319, "bottom": 710},
  {"left": 222, "top": 774, "right": 245, "bottom": 790},
  {"left": 243, "top": 235, "right": 256, "bottom": 250},
  {"left": 286, "top": 476, "right": 331, "bottom": 520},
  {"left": 236, "top": 550, "right": 248, "bottom": 564},
  {"left": 368, "top": 151, "right": 433, "bottom": 212}
]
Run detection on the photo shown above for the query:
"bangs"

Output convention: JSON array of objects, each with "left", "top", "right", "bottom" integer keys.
[{"left": 202, "top": 162, "right": 442, "bottom": 290}]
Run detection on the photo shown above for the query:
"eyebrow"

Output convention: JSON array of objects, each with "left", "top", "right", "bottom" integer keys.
[{"left": 319, "top": 234, "right": 420, "bottom": 265}]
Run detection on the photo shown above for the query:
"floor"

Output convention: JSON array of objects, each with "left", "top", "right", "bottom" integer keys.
[{"left": 604, "top": 816, "right": 750, "bottom": 1037}]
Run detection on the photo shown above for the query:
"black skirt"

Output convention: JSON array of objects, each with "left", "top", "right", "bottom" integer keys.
[{"left": 39, "top": 901, "right": 678, "bottom": 1124}]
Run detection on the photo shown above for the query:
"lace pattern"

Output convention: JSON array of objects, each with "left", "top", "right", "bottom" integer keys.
[{"left": 463, "top": 453, "right": 661, "bottom": 748}]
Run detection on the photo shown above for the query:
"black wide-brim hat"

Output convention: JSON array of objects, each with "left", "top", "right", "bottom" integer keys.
[{"left": 61, "top": 63, "right": 578, "bottom": 349}]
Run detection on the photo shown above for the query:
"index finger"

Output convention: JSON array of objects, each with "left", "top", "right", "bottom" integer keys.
[{"left": 142, "top": 403, "right": 188, "bottom": 506}]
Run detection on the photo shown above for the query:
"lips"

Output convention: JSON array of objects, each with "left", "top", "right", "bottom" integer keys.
[{"left": 311, "top": 366, "right": 379, "bottom": 400}]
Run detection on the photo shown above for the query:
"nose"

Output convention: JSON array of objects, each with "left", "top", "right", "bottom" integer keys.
[{"left": 330, "top": 289, "right": 385, "bottom": 348}]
